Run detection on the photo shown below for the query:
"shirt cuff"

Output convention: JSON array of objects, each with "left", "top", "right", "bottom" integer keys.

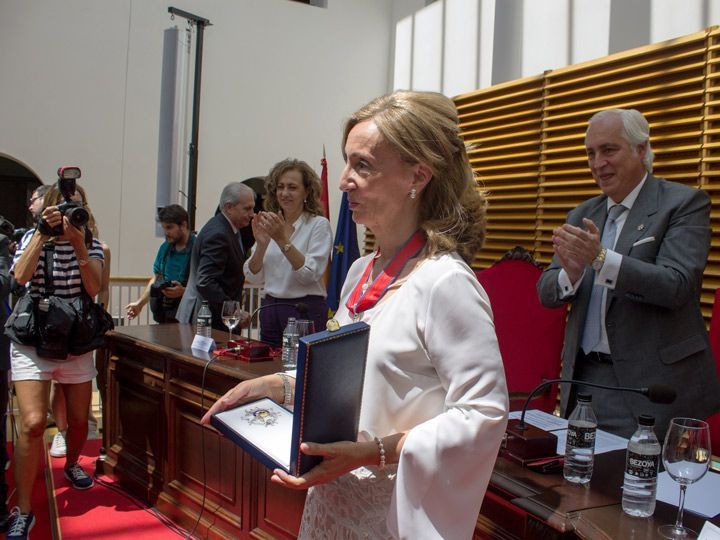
[
  {"left": 558, "top": 268, "right": 584, "bottom": 298},
  {"left": 594, "top": 249, "right": 622, "bottom": 289}
]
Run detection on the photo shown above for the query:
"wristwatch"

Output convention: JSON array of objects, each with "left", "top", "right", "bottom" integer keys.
[
  {"left": 591, "top": 247, "right": 606, "bottom": 271},
  {"left": 281, "top": 242, "right": 292, "bottom": 254}
]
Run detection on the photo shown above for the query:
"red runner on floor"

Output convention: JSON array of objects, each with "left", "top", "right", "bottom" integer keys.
[
  {"left": 48, "top": 439, "right": 183, "bottom": 539},
  {"left": 5, "top": 441, "right": 53, "bottom": 540}
]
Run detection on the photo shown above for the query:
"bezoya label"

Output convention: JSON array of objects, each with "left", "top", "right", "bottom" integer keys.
[
  {"left": 566, "top": 424, "right": 596, "bottom": 449},
  {"left": 625, "top": 451, "right": 659, "bottom": 478}
]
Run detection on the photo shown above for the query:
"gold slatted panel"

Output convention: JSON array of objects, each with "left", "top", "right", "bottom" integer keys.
[
  {"left": 539, "top": 30, "right": 708, "bottom": 271},
  {"left": 702, "top": 27, "right": 720, "bottom": 317},
  {"left": 455, "top": 76, "right": 545, "bottom": 269},
  {"left": 453, "top": 27, "right": 720, "bottom": 321}
]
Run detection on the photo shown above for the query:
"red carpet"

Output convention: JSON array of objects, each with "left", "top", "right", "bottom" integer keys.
[
  {"left": 5, "top": 441, "right": 53, "bottom": 540},
  {"left": 48, "top": 439, "right": 183, "bottom": 539}
]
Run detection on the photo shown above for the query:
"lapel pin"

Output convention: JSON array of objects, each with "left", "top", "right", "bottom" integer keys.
[{"left": 637, "top": 224, "right": 645, "bottom": 231}]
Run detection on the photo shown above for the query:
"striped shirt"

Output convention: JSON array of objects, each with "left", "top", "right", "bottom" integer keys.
[{"left": 12, "top": 232, "right": 104, "bottom": 300}]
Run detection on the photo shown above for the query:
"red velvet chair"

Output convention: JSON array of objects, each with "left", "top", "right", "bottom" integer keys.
[
  {"left": 706, "top": 289, "right": 720, "bottom": 455},
  {"left": 476, "top": 253, "right": 567, "bottom": 413}
]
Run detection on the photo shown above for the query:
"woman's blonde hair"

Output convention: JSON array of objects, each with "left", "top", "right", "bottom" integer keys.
[
  {"left": 264, "top": 158, "right": 324, "bottom": 217},
  {"left": 43, "top": 183, "right": 99, "bottom": 238},
  {"left": 342, "top": 90, "right": 486, "bottom": 264}
]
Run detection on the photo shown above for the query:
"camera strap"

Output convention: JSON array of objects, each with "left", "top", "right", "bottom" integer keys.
[
  {"left": 159, "top": 234, "right": 194, "bottom": 285},
  {"left": 42, "top": 242, "right": 56, "bottom": 298}
]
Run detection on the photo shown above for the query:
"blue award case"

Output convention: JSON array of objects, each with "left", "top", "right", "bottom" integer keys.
[{"left": 210, "top": 321, "right": 370, "bottom": 476}]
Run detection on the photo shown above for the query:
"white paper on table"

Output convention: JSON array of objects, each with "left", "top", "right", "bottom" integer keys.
[
  {"left": 699, "top": 521, "right": 720, "bottom": 540},
  {"left": 508, "top": 409, "right": 629, "bottom": 455},
  {"left": 657, "top": 470, "right": 720, "bottom": 519}
]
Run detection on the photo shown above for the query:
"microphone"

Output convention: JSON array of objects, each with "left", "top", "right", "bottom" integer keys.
[
  {"left": 504, "top": 378, "right": 677, "bottom": 463},
  {"left": 248, "top": 301, "right": 309, "bottom": 324}
]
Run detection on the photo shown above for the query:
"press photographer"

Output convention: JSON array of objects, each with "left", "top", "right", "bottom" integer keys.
[
  {"left": 0, "top": 215, "right": 29, "bottom": 256},
  {"left": 125, "top": 204, "right": 195, "bottom": 323},
  {"left": 2, "top": 166, "right": 111, "bottom": 537}
]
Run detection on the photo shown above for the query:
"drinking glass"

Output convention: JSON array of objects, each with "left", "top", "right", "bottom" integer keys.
[
  {"left": 221, "top": 300, "right": 241, "bottom": 345},
  {"left": 296, "top": 319, "right": 315, "bottom": 340},
  {"left": 658, "top": 418, "right": 711, "bottom": 539},
  {"left": 294, "top": 320, "right": 315, "bottom": 363}
]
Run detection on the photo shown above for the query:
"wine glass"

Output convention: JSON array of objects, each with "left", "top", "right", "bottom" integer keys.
[
  {"left": 658, "top": 418, "right": 711, "bottom": 539},
  {"left": 221, "top": 300, "right": 241, "bottom": 346}
]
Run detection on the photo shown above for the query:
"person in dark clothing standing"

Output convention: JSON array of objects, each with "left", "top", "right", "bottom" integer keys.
[{"left": 176, "top": 183, "right": 255, "bottom": 331}]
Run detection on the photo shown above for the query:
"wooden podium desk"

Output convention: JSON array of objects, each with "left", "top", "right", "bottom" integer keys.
[
  {"left": 100, "top": 324, "right": 719, "bottom": 539},
  {"left": 99, "top": 324, "right": 306, "bottom": 539}
]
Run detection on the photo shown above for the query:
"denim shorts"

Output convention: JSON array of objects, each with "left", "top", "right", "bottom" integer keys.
[{"left": 10, "top": 343, "right": 96, "bottom": 384}]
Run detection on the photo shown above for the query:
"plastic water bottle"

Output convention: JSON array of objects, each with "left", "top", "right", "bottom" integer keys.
[
  {"left": 622, "top": 414, "right": 661, "bottom": 517},
  {"left": 563, "top": 393, "right": 597, "bottom": 484},
  {"left": 196, "top": 301, "right": 212, "bottom": 338},
  {"left": 281, "top": 317, "right": 298, "bottom": 369}
]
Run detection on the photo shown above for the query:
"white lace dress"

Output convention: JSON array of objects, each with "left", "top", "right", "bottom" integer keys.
[{"left": 298, "top": 253, "right": 508, "bottom": 540}]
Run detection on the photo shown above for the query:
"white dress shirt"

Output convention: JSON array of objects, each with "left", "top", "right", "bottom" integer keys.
[
  {"left": 243, "top": 213, "right": 332, "bottom": 298},
  {"left": 558, "top": 174, "right": 647, "bottom": 353},
  {"left": 300, "top": 252, "right": 509, "bottom": 539}
]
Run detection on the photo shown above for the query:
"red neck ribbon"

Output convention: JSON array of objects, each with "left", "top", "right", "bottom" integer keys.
[{"left": 346, "top": 230, "right": 426, "bottom": 318}]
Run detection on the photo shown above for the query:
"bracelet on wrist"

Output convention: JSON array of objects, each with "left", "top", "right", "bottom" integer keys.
[
  {"left": 277, "top": 372, "right": 292, "bottom": 406},
  {"left": 374, "top": 436, "right": 386, "bottom": 470}
]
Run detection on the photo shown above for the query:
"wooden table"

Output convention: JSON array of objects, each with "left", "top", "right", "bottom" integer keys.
[
  {"left": 99, "top": 324, "right": 306, "bottom": 539},
  {"left": 100, "top": 324, "right": 719, "bottom": 539},
  {"left": 477, "top": 441, "right": 719, "bottom": 538}
]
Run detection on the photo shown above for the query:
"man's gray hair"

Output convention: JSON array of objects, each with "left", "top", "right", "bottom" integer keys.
[
  {"left": 588, "top": 108, "right": 654, "bottom": 173},
  {"left": 219, "top": 182, "right": 254, "bottom": 208}
]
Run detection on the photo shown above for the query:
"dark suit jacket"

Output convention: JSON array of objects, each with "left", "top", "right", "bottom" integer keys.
[
  {"left": 176, "top": 213, "right": 245, "bottom": 330},
  {"left": 537, "top": 175, "right": 720, "bottom": 434}
]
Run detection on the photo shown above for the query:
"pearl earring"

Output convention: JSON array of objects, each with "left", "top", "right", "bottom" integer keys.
[{"left": 410, "top": 188, "right": 417, "bottom": 200}]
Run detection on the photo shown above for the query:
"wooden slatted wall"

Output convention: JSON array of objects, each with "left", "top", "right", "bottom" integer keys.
[{"left": 453, "top": 27, "right": 720, "bottom": 319}]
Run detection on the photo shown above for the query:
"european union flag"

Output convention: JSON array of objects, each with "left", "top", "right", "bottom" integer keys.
[{"left": 327, "top": 192, "right": 360, "bottom": 313}]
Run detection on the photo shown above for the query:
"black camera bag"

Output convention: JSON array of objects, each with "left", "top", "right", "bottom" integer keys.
[
  {"left": 4, "top": 293, "right": 37, "bottom": 346},
  {"left": 70, "top": 293, "right": 114, "bottom": 355},
  {"left": 3, "top": 242, "right": 114, "bottom": 359}
]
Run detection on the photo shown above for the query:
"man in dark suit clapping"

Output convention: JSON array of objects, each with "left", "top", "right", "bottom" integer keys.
[
  {"left": 177, "top": 183, "right": 255, "bottom": 330},
  {"left": 537, "top": 108, "right": 720, "bottom": 442}
]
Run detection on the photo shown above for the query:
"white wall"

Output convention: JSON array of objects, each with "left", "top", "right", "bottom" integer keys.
[
  {"left": 397, "top": 0, "right": 720, "bottom": 93},
  {"left": 0, "top": 0, "right": 395, "bottom": 277}
]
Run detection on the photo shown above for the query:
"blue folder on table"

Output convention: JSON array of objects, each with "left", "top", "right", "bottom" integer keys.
[{"left": 211, "top": 321, "right": 370, "bottom": 476}]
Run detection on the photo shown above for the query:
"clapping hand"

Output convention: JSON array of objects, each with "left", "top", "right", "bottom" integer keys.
[
  {"left": 552, "top": 219, "right": 601, "bottom": 283},
  {"left": 251, "top": 214, "right": 271, "bottom": 248},
  {"left": 256, "top": 211, "right": 293, "bottom": 245}
]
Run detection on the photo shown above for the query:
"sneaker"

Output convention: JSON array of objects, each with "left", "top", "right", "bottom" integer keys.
[
  {"left": 49, "top": 430, "right": 67, "bottom": 458},
  {"left": 64, "top": 463, "right": 94, "bottom": 490},
  {"left": 88, "top": 418, "right": 100, "bottom": 439},
  {"left": 5, "top": 507, "right": 35, "bottom": 539}
]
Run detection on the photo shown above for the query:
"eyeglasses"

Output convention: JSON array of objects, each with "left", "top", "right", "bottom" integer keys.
[{"left": 28, "top": 196, "right": 41, "bottom": 205}]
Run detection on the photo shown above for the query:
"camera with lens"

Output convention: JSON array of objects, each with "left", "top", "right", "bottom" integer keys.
[
  {"left": 0, "top": 215, "right": 14, "bottom": 239},
  {"left": 38, "top": 166, "right": 90, "bottom": 236},
  {"left": 150, "top": 280, "right": 174, "bottom": 298},
  {"left": 13, "top": 227, "right": 29, "bottom": 243}
]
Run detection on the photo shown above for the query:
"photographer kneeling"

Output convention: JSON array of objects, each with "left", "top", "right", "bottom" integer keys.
[{"left": 4, "top": 183, "right": 105, "bottom": 537}]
